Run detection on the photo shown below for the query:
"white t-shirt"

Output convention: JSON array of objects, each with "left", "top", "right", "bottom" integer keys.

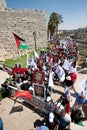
[
  {"left": 63, "top": 113, "right": 71, "bottom": 122},
  {"left": 16, "top": 82, "right": 23, "bottom": 89}
]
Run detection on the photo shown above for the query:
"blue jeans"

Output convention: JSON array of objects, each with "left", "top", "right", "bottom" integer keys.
[{"left": 0, "top": 118, "right": 3, "bottom": 130}]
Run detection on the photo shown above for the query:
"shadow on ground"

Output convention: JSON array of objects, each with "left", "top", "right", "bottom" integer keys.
[
  {"left": 79, "top": 69, "right": 87, "bottom": 74},
  {"left": 9, "top": 105, "right": 23, "bottom": 114},
  {"left": 10, "top": 98, "right": 45, "bottom": 117}
]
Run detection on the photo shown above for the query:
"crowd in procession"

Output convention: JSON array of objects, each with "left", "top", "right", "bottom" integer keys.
[{"left": 1, "top": 38, "right": 87, "bottom": 130}]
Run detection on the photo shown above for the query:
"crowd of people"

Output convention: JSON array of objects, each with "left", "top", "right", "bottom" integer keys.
[{"left": 1, "top": 38, "right": 87, "bottom": 130}]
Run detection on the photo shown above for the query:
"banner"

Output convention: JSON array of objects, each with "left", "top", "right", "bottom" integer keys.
[
  {"left": 62, "top": 59, "right": 71, "bottom": 70},
  {"left": 55, "top": 65, "right": 65, "bottom": 82}
]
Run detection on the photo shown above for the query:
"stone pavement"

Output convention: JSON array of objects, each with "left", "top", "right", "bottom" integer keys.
[
  {"left": 0, "top": 98, "right": 87, "bottom": 130},
  {"left": 0, "top": 98, "right": 42, "bottom": 130},
  {"left": 0, "top": 67, "right": 87, "bottom": 130}
]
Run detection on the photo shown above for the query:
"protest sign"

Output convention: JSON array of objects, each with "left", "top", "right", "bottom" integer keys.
[
  {"left": 33, "top": 84, "right": 46, "bottom": 98},
  {"left": 32, "top": 69, "right": 45, "bottom": 85}
]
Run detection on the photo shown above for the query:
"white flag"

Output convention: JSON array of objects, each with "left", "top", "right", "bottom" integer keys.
[
  {"left": 62, "top": 59, "right": 71, "bottom": 71},
  {"left": 79, "top": 78, "right": 87, "bottom": 95},
  {"left": 26, "top": 54, "right": 31, "bottom": 66},
  {"left": 48, "top": 71, "right": 54, "bottom": 88},
  {"left": 69, "top": 66, "right": 76, "bottom": 73},
  {"left": 31, "top": 58, "right": 37, "bottom": 70},
  {"left": 55, "top": 65, "right": 65, "bottom": 82},
  {"left": 34, "top": 50, "right": 39, "bottom": 58},
  {"left": 64, "top": 87, "right": 72, "bottom": 101}
]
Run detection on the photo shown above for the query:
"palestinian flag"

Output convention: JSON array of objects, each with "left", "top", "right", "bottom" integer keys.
[
  {"left": 13, "top": 90, "right": 32, "bottom": 99},
  {"left": 13, "top": 33, "right": 29, "bottom": 50}
]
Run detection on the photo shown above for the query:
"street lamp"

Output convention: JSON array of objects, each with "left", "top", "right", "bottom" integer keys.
[{"left": 33, "top": 31, "right": 37, "bottom": 51}]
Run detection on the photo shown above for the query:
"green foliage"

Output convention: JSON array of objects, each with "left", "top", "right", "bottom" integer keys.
[
  {"left": 3, "top": 50, "right": 37, "bottom": 68},
  {"left": 85, "top": 63, "right": 87, "bottom": 67},
  {"left": 4, "top": 55, "right": 27, "bottom": 68},
  {"left": 80, "top": 62, "right": 87, "bottom": 68},
  {"left": 78, "top": 45, "right": 87, "bottom": 56},
  {"left": 48, "top": 12, "right": 63, "bottom": 36},
  {"left": 78, "top": 44, "right": 87, "bottom": 67},
  {"left": 3, "top": 47, "right": 47, "bottom": 68}
]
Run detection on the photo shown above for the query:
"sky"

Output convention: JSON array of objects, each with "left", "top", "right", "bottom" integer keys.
[{"left": 6, "top": 0, "right": 87, "bottom": 30}]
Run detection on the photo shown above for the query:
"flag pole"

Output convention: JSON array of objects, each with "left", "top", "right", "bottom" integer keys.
[
  {"left": 26, "top": 53, "right": 28, "bottom": 67},
  {"left": 18, "top": 50, "right": 21, "bottom": 58}
]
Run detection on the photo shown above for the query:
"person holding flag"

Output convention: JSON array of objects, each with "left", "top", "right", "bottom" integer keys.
[
  {"left": 48, "top": 69, "right": 54, "bottom": 95},
  {"left": 72, "top": 86, "right": 87, "bottom": 109},
  {"left": 55, "top": 64, "right": 65, "bottom": 83},
  {"left": 79, "top": 78, "right": 87, "bottom": 96}
]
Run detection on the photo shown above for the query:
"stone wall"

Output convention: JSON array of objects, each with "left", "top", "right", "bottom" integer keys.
[
  {"left": 0, "top": 0, "right": 47, "bottom": 61},
  {"left": 0, "top": 0, "right": 7, "bottom": 10}
]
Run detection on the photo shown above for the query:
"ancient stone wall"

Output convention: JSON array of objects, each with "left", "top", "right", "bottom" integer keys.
[
  {"left": 0, "top": 0, "right": 47, "bottom": 61},
  {"left": 0, "top": 0, "right": 7, "bottom": 10}
]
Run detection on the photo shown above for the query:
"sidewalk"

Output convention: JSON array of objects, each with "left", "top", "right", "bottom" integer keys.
[
  {"left": 0, "top": 68, "right": 87, "bottom": 130},
  {"left": 0, "top": 98, "right": 87, "bottom": 130},
  {"left": 0, "top": 98, "right": 41, "bottom": 130}
]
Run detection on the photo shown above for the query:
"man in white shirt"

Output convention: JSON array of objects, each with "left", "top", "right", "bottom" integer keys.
[{"left": 58, "top": 109, "right": 71, "bottom": 130}]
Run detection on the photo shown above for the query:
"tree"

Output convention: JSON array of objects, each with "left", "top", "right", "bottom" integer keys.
[{"left": 48, "top": 12, "right": 63, "bottom": 38}]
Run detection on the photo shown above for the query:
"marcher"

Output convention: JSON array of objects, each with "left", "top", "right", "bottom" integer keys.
[
  {"left": 72, "top": 86, "right": 87, "bottom": 108},
  {"left": 16, "top": 78, "right": 23, "bottom": 90},
  {"left": 1, "top": 81, "right": 11, "bottom": 98},
  {"left": 58, "top": 109, "right": 71, "bottom": 130},
  {"left": 46, "top": 112, "right": 59, "bottom": 130},
  {"left": 36, "top": 125, "right": 49, "bottom": 130},
  {"left": 68, "top": 65, "right": 77, "bottom": 83},
  {"left": 82, "top": 103, "right": 87, "bottom": 119},
  {"left": 45, "top": 96, "right": 54, "bottom": 106},
  {"left": 71, "top": 108, "right": 83, "bottom": 126}
]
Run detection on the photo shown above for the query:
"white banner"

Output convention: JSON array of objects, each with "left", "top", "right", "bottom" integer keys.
[
  {"left": 62, "top": 59, "right": 71, "bottom": 70},
  {"left": 55, "top": 65, "right": 65, "bottom": 82}
]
